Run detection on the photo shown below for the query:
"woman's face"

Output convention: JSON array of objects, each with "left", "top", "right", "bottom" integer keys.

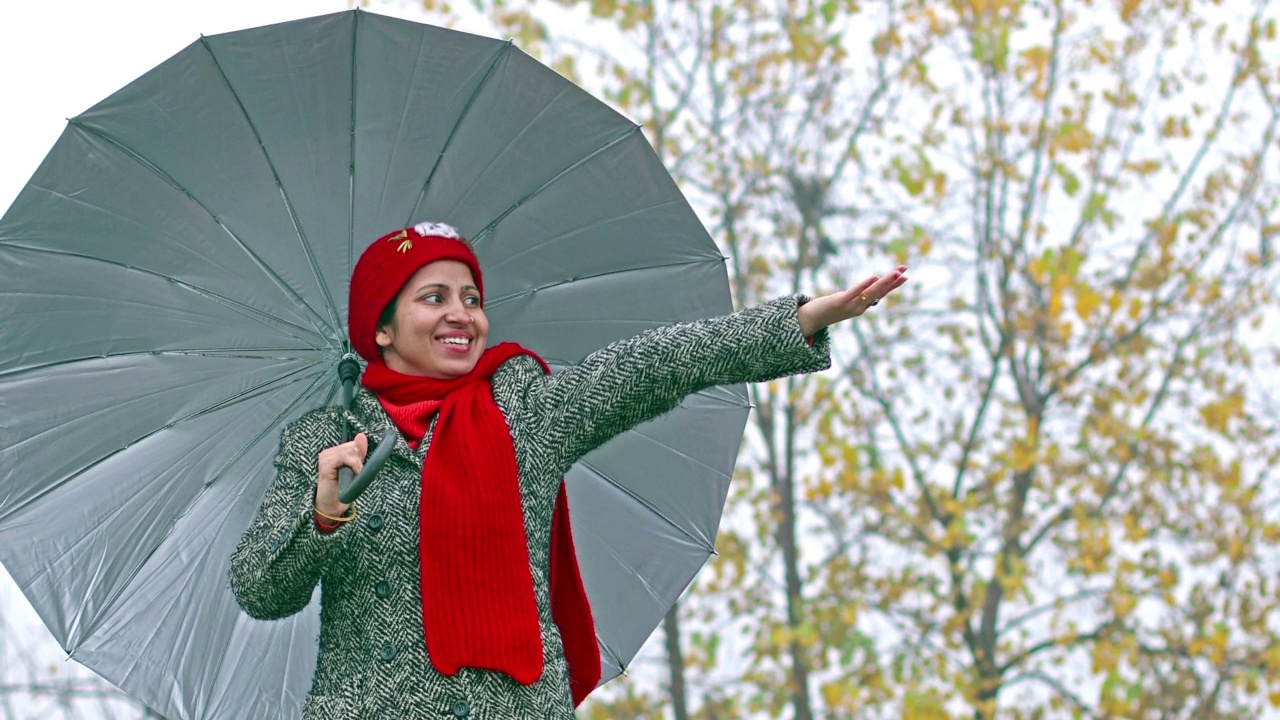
[{"left": 375, "top": 260, "right": 488, "bottom": 379}]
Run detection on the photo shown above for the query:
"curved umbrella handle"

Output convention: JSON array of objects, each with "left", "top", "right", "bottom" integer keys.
[{"left": 337, "top": 426, "right": 401, "bottom": 504}]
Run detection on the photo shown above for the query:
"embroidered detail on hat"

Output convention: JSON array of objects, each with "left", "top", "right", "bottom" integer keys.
[
  {"left": 412, "top": 222, "right": 461, "bottom": 240},
  {"left": 386, "top": 229, "right": 413, "bottom": 253}
]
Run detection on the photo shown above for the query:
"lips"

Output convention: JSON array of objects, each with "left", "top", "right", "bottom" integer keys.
[{"left": 436, "top": 335, "right": 473, "bottom": 354}]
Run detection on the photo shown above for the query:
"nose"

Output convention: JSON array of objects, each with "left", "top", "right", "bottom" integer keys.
[{"left": 443, "top": 299, "right": 471, "bottom": 324}]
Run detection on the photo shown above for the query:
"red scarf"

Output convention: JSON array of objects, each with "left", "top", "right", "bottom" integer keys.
[{"left": 361, "top": 343, "right": 600, "bottom": 706}]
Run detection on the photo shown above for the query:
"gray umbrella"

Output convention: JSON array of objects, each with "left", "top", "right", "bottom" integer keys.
[{"left": 0, "top": 10, "right": 746, "bottom": 719}]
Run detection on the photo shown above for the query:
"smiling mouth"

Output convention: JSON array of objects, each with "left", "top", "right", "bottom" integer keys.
[{"left": 437, "top": 337, "right": 472, "bottom": 348}]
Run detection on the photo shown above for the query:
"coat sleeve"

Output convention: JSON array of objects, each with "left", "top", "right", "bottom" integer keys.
[
  {"left": 513, "top": 295, "right": 831, "bottom": 472},
  {"left": 229, "top": 409, "right": 349, "bottom": 620}
]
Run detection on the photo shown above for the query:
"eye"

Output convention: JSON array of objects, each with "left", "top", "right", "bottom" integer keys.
[
  {"left": 464, "top": 295, "right": 481, "bottom": 307},
  {"left": 422, "top": 293, "right": 443, "bottom": 304}
]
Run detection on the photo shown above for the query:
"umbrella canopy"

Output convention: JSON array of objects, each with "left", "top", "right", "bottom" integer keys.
[{"left": 0, "top": 10, "right": 747, "bottom": 719}]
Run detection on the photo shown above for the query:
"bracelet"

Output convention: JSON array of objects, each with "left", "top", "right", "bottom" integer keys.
[{"left": 314, "top": 505, "right": 357, "bottom": 523}]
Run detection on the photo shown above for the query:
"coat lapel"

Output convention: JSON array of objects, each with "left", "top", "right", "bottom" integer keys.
[{"left": 349, "top": 387, "right": 429, "bottom": 467}]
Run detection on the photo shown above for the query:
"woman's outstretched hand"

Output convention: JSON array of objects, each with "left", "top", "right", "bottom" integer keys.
[{"left": 797, "top": 265, "right": 909, "bottom": 338}]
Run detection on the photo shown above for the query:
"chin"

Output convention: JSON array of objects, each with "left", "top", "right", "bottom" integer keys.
[{"left": 439, "top": 357, "right": 480, "bottom": 377}]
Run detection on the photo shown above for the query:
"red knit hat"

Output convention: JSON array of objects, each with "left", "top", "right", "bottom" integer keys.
[{"left": 348, "top": 222, "right": 483, "bottom": 362}]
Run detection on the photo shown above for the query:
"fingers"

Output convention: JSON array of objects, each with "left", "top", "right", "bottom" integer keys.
[
  {"left": 317, "top": 433, "right": 370, "bottom": 484},
  {"left": 314, "top": 434, "right": 370, "bottom": 516},
  {"left": 850, "top": 275, "right": 877, "bottom": 295},
  {"left": 812, "top": 265, "right": 911, "bottom": 331},
  {"left": 847, "top": 266, "right": 907, "bottom": 296},
  {"left": 865, "top": 266, "right": 909, "bottom": 298},
  {"left": 841, "top": 266, "right": 908, "bottom": 318}
]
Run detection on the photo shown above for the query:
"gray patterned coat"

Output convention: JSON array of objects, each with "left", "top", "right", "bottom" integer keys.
[{"left": 229, "top": 296, "right": 830, "bottom": 720}]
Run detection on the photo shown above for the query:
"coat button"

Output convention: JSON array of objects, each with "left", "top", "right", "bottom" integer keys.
[
  {"left": 375, "top": 579, "right": 393, "bottom": 599},
  {"left": 378, "top": 643, "right": 398, "bottom": 662},
  {"left": 450, "top": 699, "right": 470, "bottom": 718},
  {"left": 367, "top": 513, "right": 385, "bottom": 531}
]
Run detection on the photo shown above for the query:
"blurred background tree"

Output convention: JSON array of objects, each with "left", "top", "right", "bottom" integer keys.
[{"left": 371, "top": 0, "right": 1280, "bottom": 717}]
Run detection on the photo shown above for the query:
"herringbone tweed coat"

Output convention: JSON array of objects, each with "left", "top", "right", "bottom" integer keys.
[{"left": 229, "top": 296, "right": 830, "bottom": 719}]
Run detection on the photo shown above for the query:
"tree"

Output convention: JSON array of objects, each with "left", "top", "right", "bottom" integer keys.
[{"left": 382, "top": 0, "right": 1280, "bottom": 716}]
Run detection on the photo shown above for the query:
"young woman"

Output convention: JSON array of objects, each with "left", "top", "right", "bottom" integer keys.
[{"left": 230, "top": 222, "right": 907, "bottom": 720}]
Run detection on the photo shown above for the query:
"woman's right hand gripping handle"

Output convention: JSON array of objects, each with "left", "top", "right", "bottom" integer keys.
[
  {"left": 230, "top": 425, "right": 368, "bottom": 620},
  {"left": 315, "top": 432, "right": 368, "bottom": 518}
]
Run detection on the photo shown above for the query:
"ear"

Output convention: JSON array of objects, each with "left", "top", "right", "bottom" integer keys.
[{"left": 375, "top": 324, "right": 394, "bottom": 349}]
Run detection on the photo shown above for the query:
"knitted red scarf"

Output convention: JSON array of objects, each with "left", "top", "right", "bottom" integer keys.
[{"left": 361, "top": 343, "right": 600, "bottom": 706}]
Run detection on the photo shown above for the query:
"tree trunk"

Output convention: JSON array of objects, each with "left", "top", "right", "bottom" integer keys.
[
  {"left": 663, "top": 603, "right": 690, "bottom": 720},
  {"left": 778, "top": 402, "right": 814, "bottom": 720}
]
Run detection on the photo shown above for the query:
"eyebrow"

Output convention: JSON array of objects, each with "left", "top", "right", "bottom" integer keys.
[{"left": 414, "top": 282, "right": 479, "bottom": 294}]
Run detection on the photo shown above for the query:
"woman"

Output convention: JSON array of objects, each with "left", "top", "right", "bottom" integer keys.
[{"left": 229, "top": 222, "right": 907, "bottom": 720}]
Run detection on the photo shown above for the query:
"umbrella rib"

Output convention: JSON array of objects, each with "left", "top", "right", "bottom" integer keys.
[
  {"left": 12, "top": 365, "right": 326, "bottom": 647},
  {"left": 0, "top": 242, "right": 329, "bottom": 349},
  {"left": 403, "top": 39, "right": 514, "bottom": 227},
  {"left": 0, "top": 362, "right": 323, "bottom": 532},
  {"left": 375, "top": 31, "right": 428, "bottom": 233},
  {"left": 77, "top": 368, "right": 336, "bottom": 647},
  {"left": 198, "top": 36, "right": 345, "bottom": 334},
  {"left": 156, "top": 348, "right": 329, "bottom": 358},
  {"left": 628, "top": 423, "right": 740, "bottom": 477},
  {"left": 347, "top": 11, "right": 361, "bottom": 331},
  {"left": 571, "top": 521, "right": 653, "bottom": 678},
  {"left": 168, "top": 362, "right": 330, "bottom": 438},
  {"left": 66, "top": 120, "right": 336, "bottom": 338},
  {"left": 577, "top": 459, "right": 714, "bottom": 554},
  {"left": 484, "top": 257, "right": 724, "bottom": 308},
  {"left": 0, "top": 348, "right": 324, "bottom": 382},
  {"left": 482, "top": 197, "right": 685, "bottom": 273},
  {"left": 470, "top": 124, "right": 643, "bottom": 246},
  {"left": 192, "top": 374, "right": 340, "bottom": 709}
]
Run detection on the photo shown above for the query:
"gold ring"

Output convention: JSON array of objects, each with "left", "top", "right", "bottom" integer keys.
[{"left": 858, "top": 294, "right": 879, "bottom": 307}]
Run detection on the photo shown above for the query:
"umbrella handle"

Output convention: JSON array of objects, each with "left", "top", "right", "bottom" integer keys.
[{"left": 337, "top": 426, "right": 400, "bottom": 504}]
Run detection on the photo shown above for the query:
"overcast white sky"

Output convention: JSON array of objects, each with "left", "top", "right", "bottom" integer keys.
[{"left": 0, "top": 2, "right": 473, "bottom": 209}]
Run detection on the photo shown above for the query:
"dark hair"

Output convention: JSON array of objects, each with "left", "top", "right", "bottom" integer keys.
[
  {"left": 377, "top": 298, "right": 397, "bottom": 356},
  {"left": 378, "top": 297, "right": 397, "bottom": 332}
]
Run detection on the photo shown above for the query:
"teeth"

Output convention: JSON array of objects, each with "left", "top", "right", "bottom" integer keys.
[{"left": 440, "top": 337, "right": 470, "bottom": 346}]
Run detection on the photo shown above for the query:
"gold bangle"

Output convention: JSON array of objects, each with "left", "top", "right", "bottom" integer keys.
[{"left": 314, "top": 505, "right": 357, "bottom": 523}]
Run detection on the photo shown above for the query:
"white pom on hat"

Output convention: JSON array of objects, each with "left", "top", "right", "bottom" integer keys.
[{"left": 412, "top": 221, "right": 461, "bottom": 239}]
